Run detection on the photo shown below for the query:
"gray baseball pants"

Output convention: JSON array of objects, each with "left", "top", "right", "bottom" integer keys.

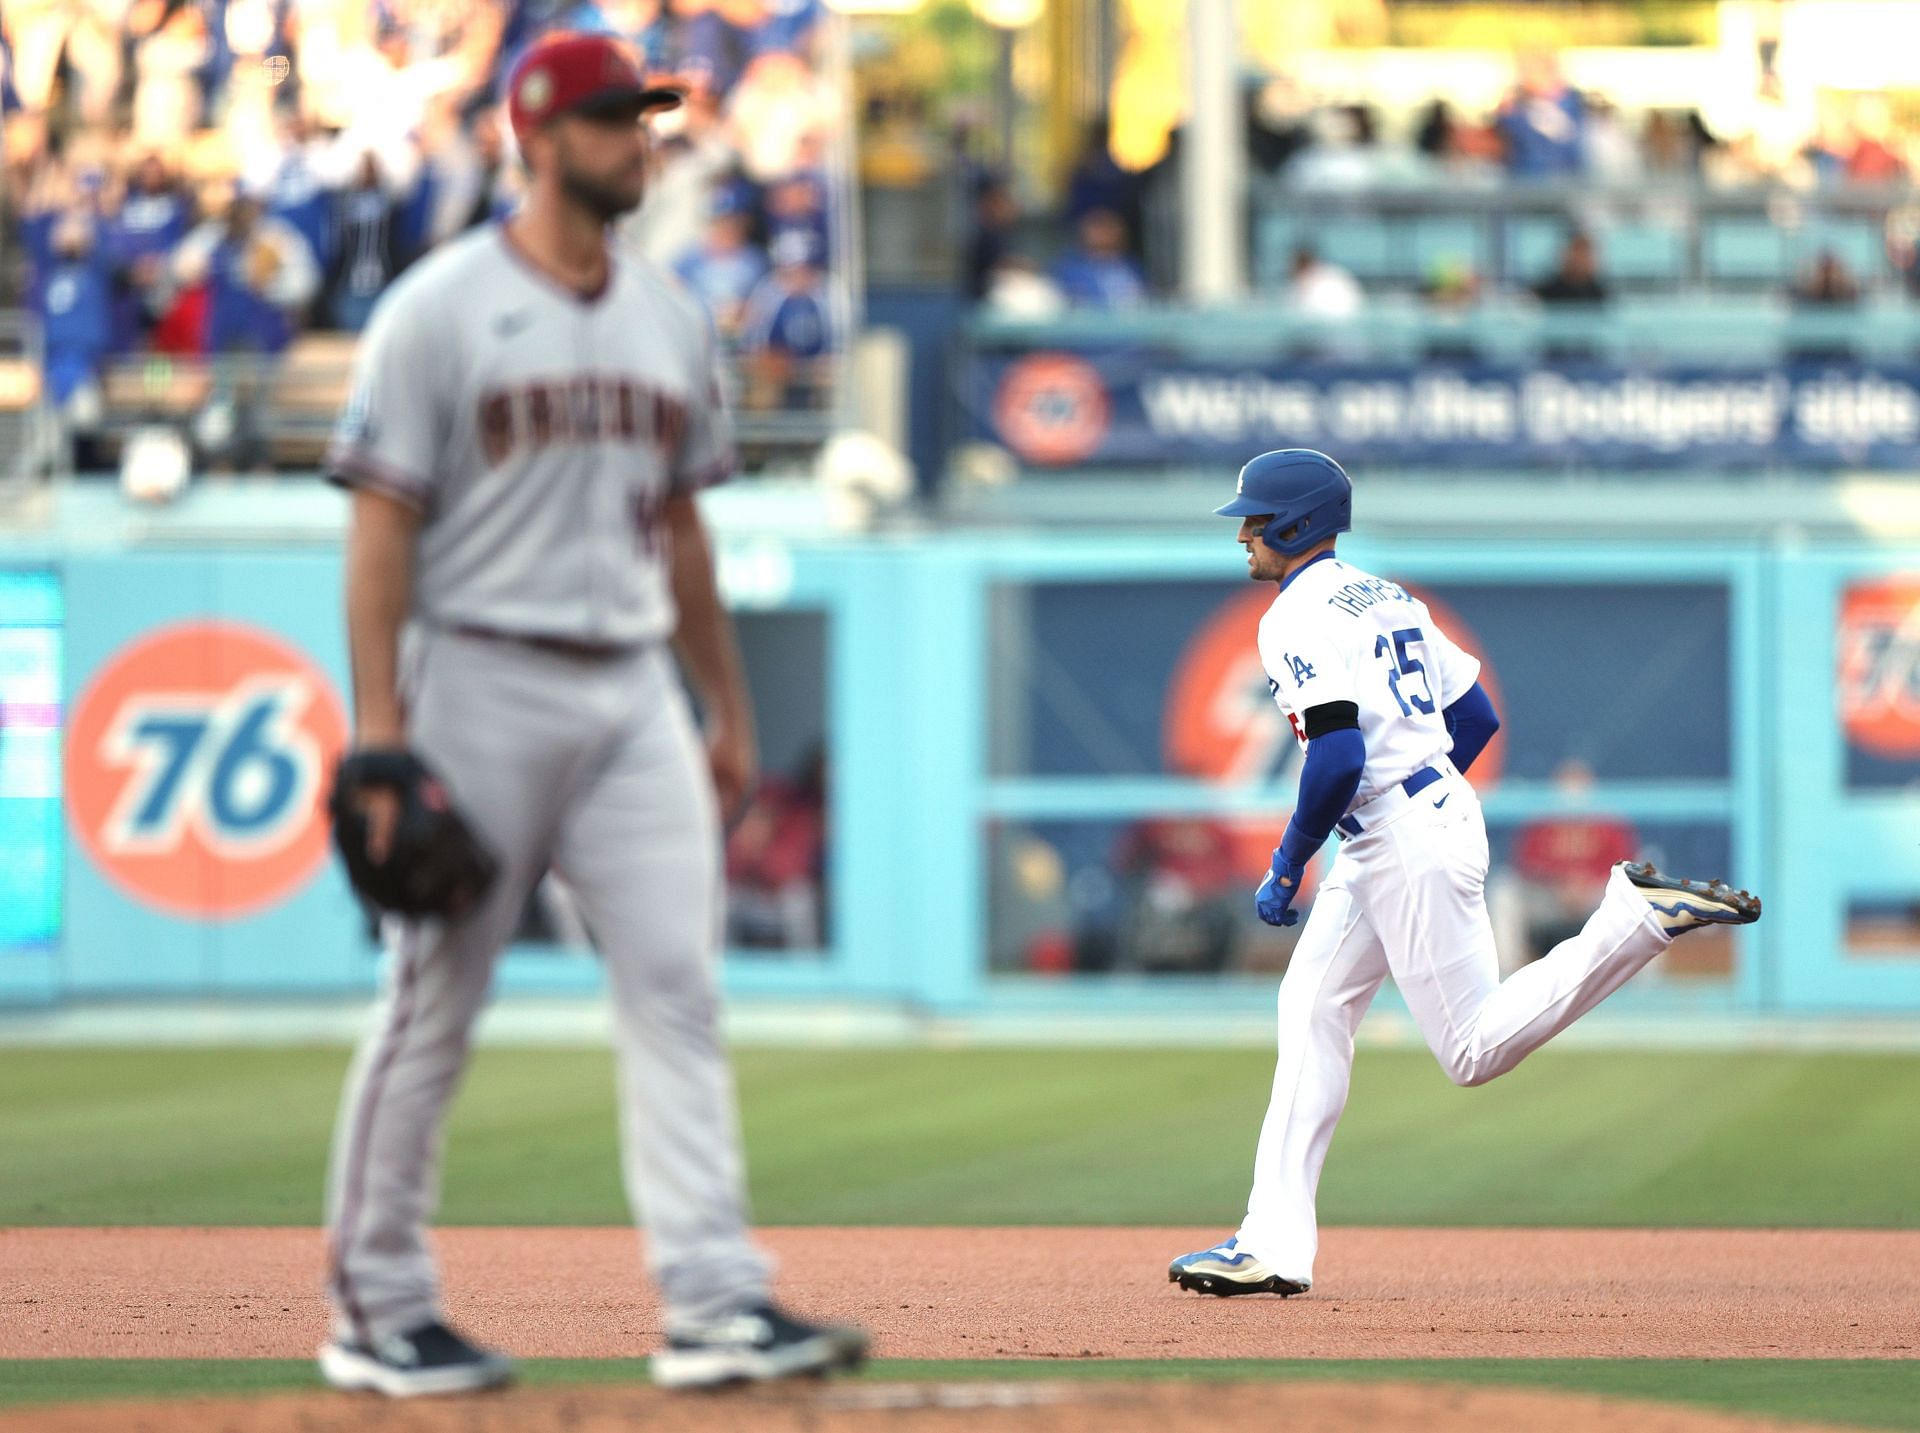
[{"left": 324, "top": 625, "right": 772, "bottom": 1344}]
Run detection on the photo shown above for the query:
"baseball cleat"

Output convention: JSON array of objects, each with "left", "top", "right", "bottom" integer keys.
[
  {"left": 318, "top": 1320, "right": 513, "bottom": 1397},
  {"left": 1168, "top": 1238, "right": 1310, "bottom": 1297},
  {"left": 1623, "top": 862, "right": 1761, "bottom": 936},
  {"left": 650, "top": 1301, "right": 869, "bottom": 1390}
]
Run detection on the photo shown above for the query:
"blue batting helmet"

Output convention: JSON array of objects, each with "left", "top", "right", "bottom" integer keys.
[{"left": 1213, "top": 448, "right": 1352, "bottom": 556}]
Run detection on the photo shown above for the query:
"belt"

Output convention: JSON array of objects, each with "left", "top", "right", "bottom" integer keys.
[
  {"left": 447, "top": 622, "right": 637, "bottom": 661},
  {"left": 1336, "top": 764, "right": 1445, "bottom": 839}
]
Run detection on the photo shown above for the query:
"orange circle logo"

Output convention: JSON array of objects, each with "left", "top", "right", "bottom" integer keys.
[
  {"left": 1839, "top": 575, "right": 1920, "bottom": 757},
  {"left": 1164, "top": 580, "right": 1504, "bottom": 871},
  {"left": 993, "top": 353, "right": 1111, "bottom": 467},
  {"left": 67, "top": 622, "right": 347, "bottom": 919}
]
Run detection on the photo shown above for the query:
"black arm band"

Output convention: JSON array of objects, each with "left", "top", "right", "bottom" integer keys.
[{"left": 1302, "top": 700, "right": 1361, "bottom": 739}]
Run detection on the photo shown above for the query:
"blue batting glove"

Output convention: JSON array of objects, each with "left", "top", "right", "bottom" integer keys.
[{"left": 1255, "top": 851, "right": 1306, "bottom": 927}]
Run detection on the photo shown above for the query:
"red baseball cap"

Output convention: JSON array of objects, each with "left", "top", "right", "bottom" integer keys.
[{"left": 507, "top": 32, "right": 683, "bottom": 144}]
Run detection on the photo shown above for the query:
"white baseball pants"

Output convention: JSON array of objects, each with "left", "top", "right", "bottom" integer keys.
[
  {"left": 324, "top": 627, "right": 772, "bottom": 1344},
  {"left": 1234, "top": 763, "right": 1670, "bottom": 1284}
]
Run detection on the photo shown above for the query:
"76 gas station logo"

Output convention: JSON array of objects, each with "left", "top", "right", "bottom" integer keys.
[
  {"left": 68, "top": 623, "right": 347, "bottom": 919},
  {"left": 99, "top": 674, "right": 325, "bottom": 856}
]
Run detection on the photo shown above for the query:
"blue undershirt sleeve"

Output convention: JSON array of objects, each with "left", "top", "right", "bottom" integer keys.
[
  {"left": 1443, "top": 681, "right": 1501, "bottom": 775},
  {"left": 1277, "top": 726, "right": 1366, "bottom": 869}
]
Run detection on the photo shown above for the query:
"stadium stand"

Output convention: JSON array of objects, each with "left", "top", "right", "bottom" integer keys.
[{"left": 0, "top": 0, "right": 851, "bottom": 482}]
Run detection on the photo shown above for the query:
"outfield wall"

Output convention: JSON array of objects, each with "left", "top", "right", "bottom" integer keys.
[{"left": 1, "top": 495, "right": 1915, "bottom": 1018}]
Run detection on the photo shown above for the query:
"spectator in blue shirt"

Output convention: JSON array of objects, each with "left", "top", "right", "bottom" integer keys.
[
  {"left": 19, "top": 163, "right": 110, "bottom": 316},
  {"left": 1049, "top": 208, "right": 1149, "bottom": 310},
  {"left": 672, "top": 0, "right": 751, "bottom": 99},
  {"left": 108, "top": 154, "right": 194, "bottom": 349},
  {"left": 323, "top": 153, "right": 407, "bottom": 332},
  {"left": 741, "top": 228, "right": 832, "bottom": 408},
  {"left": 763, "top": 162, "right": 830, "bottom": 260},
  {"left": 258, "top": 114, "right": 337, "bottom": 284},
  {"left": 19, "top": 207, "right": 60, "bottom": 317},
  {"left": 753, "top": 0, "right": 822, "bottom": 56},
  {"left": 173, "top": 192, "right": 318, "bottom": 355},
  {"left": 36, "top": 215, "right": 115, "bottom": 468},
  {"left": 37, "top": 216, "right": 115, "bottom": 406},
  {"left": 675, "top": 202, "right": 769, "bottom": 337},
  {"left": 1497, "top": 52, "right": 1587, "bottom": 180},
  {"left": 0, "top": 28, "right": 21, "bottom": 119},
  {"left": 173, "top": 191, "right": 319, "bottom": 469},
  {"left": 1065, "top": 113, "right": 1140, "bottom": 232},
  {"left": 597, "top": 0, "right": 673, "bottom": 68}
]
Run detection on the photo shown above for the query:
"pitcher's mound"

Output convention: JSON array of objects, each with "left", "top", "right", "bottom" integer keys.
[{"left": 0, "top": 1382, "right": 1846, "bottom": 1433}]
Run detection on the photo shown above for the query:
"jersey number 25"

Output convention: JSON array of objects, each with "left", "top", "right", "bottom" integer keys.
[{"left": 1375, "top": 627, "right": 1436, "bottom": 716}]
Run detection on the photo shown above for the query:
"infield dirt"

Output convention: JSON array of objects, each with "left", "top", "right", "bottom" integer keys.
[
  {"left": 4, "top": 1226, "right": 1917, "bottom": 1360},
  {"left": 0, "top": 1383, "right": 1865, "bottom": 1433}
]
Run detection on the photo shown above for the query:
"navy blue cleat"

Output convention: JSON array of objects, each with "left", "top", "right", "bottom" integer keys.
[
  {"left": 651, "top": 1302, "right": 868, "bottom": 1389},
  {"left": 318, "top": 1320, "right": 513, "bottom": 1397},
  {"left": 1168, "top": 1238, "right": 1309, "bottom": 1297},
  {"left": 1623, "top": 862, "right": 1761, "bottom": 937}
]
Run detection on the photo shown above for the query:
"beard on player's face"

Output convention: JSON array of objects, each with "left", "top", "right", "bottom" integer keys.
[
  {"left": 550, "top": 123, "right": 649, "bottom": 222},
  {"left": 1240, "top": 518, "right": 1288, "bottom": 581},
  {"left": 560, "top": 165, "right": 644, "bottom": 221}
]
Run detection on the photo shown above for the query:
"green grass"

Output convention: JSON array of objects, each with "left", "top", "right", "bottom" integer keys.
[
  {"left": 0, "top": 1047, "right": 1916, "bottom": 1226},
  {"left": 3, "top": 1360, "right": 1917, "bottom": 1429}
]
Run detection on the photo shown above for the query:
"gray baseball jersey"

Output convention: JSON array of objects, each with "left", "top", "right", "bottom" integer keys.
[{"left": 325, "top": 224, "right": 734, "bottom": 644}]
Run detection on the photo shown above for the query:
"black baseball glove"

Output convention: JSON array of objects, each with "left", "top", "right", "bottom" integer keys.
[{"left": 328, "top": 748, "right": 499, "bottom": 920}]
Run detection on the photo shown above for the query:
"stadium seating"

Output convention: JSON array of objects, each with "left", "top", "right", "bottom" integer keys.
[
  {"left": 1251, "top": 186, "right": 1910, "bottom": 294},
  {"left": 1702, "top": 219, "right": 1789, "bottom": 283},
  {"left": 970, "top": 291, "right": 1920, "bottom": 364}
]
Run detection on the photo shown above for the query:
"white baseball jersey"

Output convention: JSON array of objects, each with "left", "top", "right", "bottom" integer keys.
[
  {"left": 1256, "top": 552, "right": 1481, "bottom": 805},
  {"left": 326, "top": 224, "right": 734, "bottom": 645}
]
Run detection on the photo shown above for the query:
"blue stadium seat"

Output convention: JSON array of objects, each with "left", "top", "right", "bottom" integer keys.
[
  {"left": 1703, "top": 220, "right": 1789, "bottom": 283},
  {"left": 1408, "top": 217, "right": 1489, "bottom": 282},
  {"left": 1308, "top": 216, "right": 1396, "bottom": 282},
  {"left": 1506, "top": 218, "right": 1684, "bottom": 286},
  {"left": 1506, "top": 216, "right": 1569, "bottom": 282},
  {"left": 1604, "top": 223, "right": 1687, "bottom": 283},
  {"left": 1830, "top": 293, "right": 1920, "bottom": 359},
  {"left": 1616, "top": 295, "right": 1790, "bottom": 361},
  {"left": 1792, "top": 220, "right": 1885, "bottom": 281},
  {"left": 1252, "top": 212, "right": 1302, "bottom": 288}
]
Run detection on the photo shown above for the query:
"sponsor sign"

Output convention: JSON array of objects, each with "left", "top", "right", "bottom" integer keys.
[
  {"left": 971, "top": 353, "right": 1920, "bottom": 468},
  {"left": 66, "top": 622, "right": 347, "bottom": 919},
  {"left": 1839, "top": 576, "right": 1920, "bottom": 759}
]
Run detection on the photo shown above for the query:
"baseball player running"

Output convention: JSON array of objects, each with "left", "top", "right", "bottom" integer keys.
[
  {"left": 1170, "top": 449, "right": 1760, "bottom": 1298},
  {"left": 317, "top": 32, "right": 866, "bottom": 1395}
]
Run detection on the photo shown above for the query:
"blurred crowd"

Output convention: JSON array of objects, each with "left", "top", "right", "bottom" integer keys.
[
  {"left": 965, "top": 50, "right": 1920, "bottom": 317},
  {"left": 1255, "top": 51, "right": 1917, "bottom": 194},
  {"left": 1, "top": 0, "right": 847, "bottom": 471}
]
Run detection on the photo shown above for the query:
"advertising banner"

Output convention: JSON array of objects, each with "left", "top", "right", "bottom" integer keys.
[
  {"left": 971, "top": 351, "right": 1920, "bottom": 469},
  {"left": 1838, "top": 574, "right": 1920, "bottom": 791},
  {"left": 0, "top": 570, "right": 63, "bottom": 955},
  {"left": 58, "top": 553, "right": 367, "bottom": 994}
]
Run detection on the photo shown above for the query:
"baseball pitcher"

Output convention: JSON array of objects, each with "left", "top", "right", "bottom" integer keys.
[
  {"left": 1169, "top": 449, "right": 1761, "bottom": 1297},
  {"left": 318, "top": 32, "right": 866, "bottom": 1395}
]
